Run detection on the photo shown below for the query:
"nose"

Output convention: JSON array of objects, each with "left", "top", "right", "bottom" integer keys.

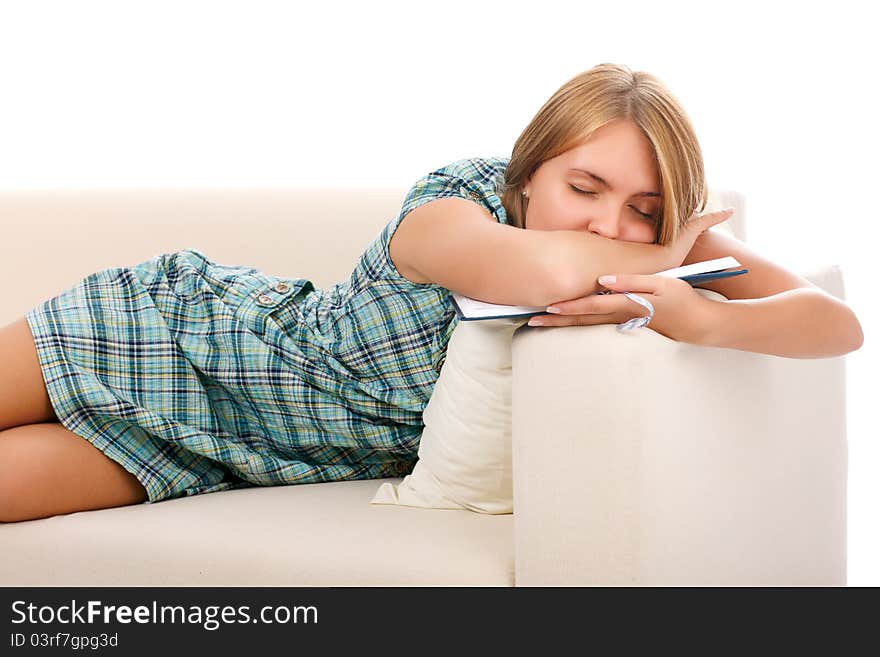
[{"left": 587, "top": 212, "right": 622, "bottom": 240}]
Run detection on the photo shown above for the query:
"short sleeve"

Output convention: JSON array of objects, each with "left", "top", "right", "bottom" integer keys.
[
  {"left": 398, "top": 171, "right": 474, "bottom": 226},
  {"left": 370, "top": 172, "right": 466, "bottom": 287},
  {"left": 365, "top": 158, "right": 510, "bottom": 286}
]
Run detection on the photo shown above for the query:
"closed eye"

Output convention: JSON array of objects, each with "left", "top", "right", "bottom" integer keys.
[{"left": 568, "top": 185, "right": 656, "bottom": 221}]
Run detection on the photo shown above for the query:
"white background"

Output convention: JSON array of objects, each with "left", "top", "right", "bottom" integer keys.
[{"left": 1, "top": 0, "right": 876, "bottom": 583}]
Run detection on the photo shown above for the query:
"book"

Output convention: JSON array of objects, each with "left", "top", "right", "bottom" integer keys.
[{"left": 450, "top": 256, "right": 749, "bottom": 321}]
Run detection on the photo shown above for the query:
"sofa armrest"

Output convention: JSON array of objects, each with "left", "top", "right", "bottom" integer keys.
[{"left": 510, "top": 275, "right": 848, "bottom": 586}]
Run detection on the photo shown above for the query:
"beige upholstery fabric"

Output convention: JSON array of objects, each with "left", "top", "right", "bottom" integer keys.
[
  {"left": 0, "top": 479, "right": 514, "bottom": 586},
  {"left": 511, "top": 299, "right": 847, "bottom": 586}
]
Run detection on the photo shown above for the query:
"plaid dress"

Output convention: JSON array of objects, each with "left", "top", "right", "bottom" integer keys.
[{"left": 25, "top": 156, "right": 512, "bottom": 504}]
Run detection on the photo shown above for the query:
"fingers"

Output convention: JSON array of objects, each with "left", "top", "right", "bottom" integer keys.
[
  {"left": 708, "top": 207, "right": 736, "bottom": 226},
  {"left": 688, "top": 207, "right": 735, "bottom": 232},
  {"left": 690, "top": 207, "right": 734, "bottom": 221}
]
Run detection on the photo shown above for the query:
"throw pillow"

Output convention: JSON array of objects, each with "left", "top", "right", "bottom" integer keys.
[{"left": 370, "top": 315, "right": 528, "bottom": 514}]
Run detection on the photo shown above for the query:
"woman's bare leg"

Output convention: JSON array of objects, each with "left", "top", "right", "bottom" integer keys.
[
  {"left": 0, "top": 422, "right": 149, "bottom": 522},
  {"left": 0, "top": 316, "right": 60, "bottom": 431}
]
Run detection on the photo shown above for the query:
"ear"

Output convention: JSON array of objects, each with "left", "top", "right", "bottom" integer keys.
[{"left": 520, "top": 172, "right": 532, "bottom": 199}]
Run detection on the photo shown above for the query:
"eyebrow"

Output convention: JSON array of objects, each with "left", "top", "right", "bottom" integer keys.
[{"left": 568, "top": 168, "right": 661, "bottom": 197}]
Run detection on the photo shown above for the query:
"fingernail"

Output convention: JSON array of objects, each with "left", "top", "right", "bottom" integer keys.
[
  {"left": 598, "top": 275, "right": 616, "bottom": 285},
  {"left": 545, "top": 306, "right": 561, "bottom": 314},
  {"left": 528, "top": 319, "right": 543, "bottom": 326}
]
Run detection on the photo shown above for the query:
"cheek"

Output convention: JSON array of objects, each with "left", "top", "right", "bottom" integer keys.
[
  {"left": 538, "top": 196, "right": 584, "bottom": 230},
  {"left": 621, "top": 222, "right": 658, "bottom": 243},
  {"left": 524, "top": 198, "right": 562, "bottom": 231}
]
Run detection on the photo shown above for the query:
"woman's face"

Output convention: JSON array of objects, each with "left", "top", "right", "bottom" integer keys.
[{"left": 522, "top": 119, "right": 663, "bottom": 243}]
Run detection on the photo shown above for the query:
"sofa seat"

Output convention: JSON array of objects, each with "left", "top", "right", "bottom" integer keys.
[{"left": 0, "top": 478, "right": 514, "bottom": 586}]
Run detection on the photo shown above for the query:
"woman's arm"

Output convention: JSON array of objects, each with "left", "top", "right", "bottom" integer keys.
[
  {"left": 551, "top": 209, "right": 734, "bottom": 302},
  {"left": 391, "top": 197, "right": 566, "bottom": 307},
  {"left": 548, "top": 229, "right": 675, "bottom": 301},
  {"left": 679, "top": 226, "right": 863, "bottom": 357},
  {"left": 698, "top": 289, "right": 864, "bottom": 358},
  {"left": 393, "top": 197, "right": 672, "bottom": 308}
]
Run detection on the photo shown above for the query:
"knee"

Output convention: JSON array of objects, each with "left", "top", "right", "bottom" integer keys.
[{"left": 0, "top": 423, "right": 149, "bottom": 522}]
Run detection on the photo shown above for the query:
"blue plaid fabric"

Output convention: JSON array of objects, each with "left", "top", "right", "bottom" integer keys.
[{"left": 25, "top": 156, "right": 512, "bottom": 503}]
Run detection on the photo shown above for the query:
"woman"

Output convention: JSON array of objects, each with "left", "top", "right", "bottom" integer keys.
[{"left": 0, "top": 63, "right": 862, "bottom": 522}]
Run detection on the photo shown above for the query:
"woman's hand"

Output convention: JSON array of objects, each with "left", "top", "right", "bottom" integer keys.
[
  {"left": 665, "top": 207, "right": 737, "bottom": 267},
  {"left": 529, "top": 273, "right": 719, "bottom": 345}
]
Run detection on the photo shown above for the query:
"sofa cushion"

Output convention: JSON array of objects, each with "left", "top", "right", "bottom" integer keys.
[
  {"left": 370, "top": 317, "right": 527, "bottom": 514},
  {"left": 0, "top": 479, "right": 514, "bottom": 586}
]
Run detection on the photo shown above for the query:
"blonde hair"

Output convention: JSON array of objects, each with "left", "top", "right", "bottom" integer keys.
[{"left": 498, "top": 63, "right": 708, "bottom": 245}]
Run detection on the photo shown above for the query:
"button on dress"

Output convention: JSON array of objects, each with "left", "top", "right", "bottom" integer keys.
[{"left": 25, "top": 156, "right": 513, "bottom": 504}]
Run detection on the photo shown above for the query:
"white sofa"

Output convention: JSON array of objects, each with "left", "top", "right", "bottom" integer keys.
[{"left": 0, "top": 186, "right": 847, "bottom": 586}]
